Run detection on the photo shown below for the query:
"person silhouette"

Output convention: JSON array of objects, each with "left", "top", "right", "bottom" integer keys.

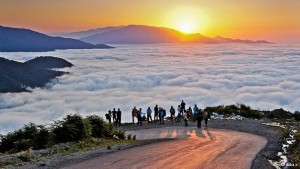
[
  {"left": 137, "top": 108, "right": 143, "bottom": 126},
  {"left": 147, "top": 107, "right": 153, "bottom": 123},
  {"left": 180, "top": 100, "right": 186, "bottom": 115},
  {"left": 132, "top": 107, "right": 138, "bottom": 124},
  {"left": 116, "top": 108, "right": 122, "bottom": 127},
  {"left": 197, "top": 109, "right": 203, "bottom": 128},
  {"left": 154, "top": 105, "right": 159, "bottom": 123},
  {"left": 170, "top": 106, "right": 175, "bottom": 121},
  {"left": 112, "top": 108, "right": 117, "bottom": 124}
]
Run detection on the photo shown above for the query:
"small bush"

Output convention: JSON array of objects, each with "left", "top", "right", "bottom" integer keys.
[
  {"left": 86, "top": 115, "right": 113, "bottom": 138},
  {"left": 0, "top": 129, "right": 23, "bottom": 153},
  {"left": 132, "top": 135, "right": 136, "bottom": 140},
  {"left": 18, "top": 148, "right": 34, "bottom": 162},
  {"left": 294, "top": 111, "right": 300, "bottom": 121},
  {"left": 15, "top": 139, "right": 32, "bottom": 152},
  {"left": 33, "top": 125, "right": 52, "bottom": 149},
  {"left": 114, "top": 130, "right": 126, "bottom": 140},
  {"left": 127, "top": 134, "right": 132, "bottom": 140}
]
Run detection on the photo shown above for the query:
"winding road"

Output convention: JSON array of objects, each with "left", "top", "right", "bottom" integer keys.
[{"left": 63, "top": 127, "right": 267, "bottom": 169}]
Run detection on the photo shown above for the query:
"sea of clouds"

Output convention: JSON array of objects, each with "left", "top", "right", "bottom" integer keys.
[{"left": 1, "top": 44, "right": 300, "bottom": 134}]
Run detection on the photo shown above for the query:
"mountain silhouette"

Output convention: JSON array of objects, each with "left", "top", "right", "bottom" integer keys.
[
  {"left": 80, "top": 25, "right": 215, "bottom": 44},
  {"left": 0, "top": 56, "right": 73, "bottom": 93},
  {"left": 79, "top": 25, "right": 270, "bottom": 44},
  {"left": 0, "top": 26, "right": 113, "bottom": 52},
  {"left": 214, "top": 36, "right": 270, "bottom": 44},
  {"left": 51, "top": 26, "right": 124, "bottom": 39}
]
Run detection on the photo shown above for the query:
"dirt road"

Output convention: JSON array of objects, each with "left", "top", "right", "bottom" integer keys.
[{"left": 62, "top": 127, "right": 267, "bottom": 169}]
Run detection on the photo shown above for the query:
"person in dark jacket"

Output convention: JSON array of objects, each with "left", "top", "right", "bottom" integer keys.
[
  {"left": 112, "top": 108, "right": 117, "bottom": 124},
  {"left": 116, "top": 108, "right": 122, "bottom": 127},
  {"left": 193, "top": 104, "right": 199, "bottom": 122},
  {"left": 180, "top": 100, "right": 186, "bottom": 115},
  {"left": 170, "top": 106, "right": 175, "bottom": 121},
  {"left": 204, "top": 111, "right": 209, "bottom": 128},
  {"left": 197, "top": 109, "right": 203, "bottom": 128},
  {"left": 105, "top": 110, "right": 112, "bottom": 123},
  {"left": 154, "top": 105, "right": 159, "bottom": 123},
  {"left": 159, "top": 108, "right": 165, "bottom": 125}
]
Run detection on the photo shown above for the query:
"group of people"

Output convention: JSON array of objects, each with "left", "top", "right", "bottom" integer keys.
[
  {"left": 174, "top": 100, "right": 210, "bottom": 128},
  {"left": 131, "top": 105, "right": 167, "bottom": 125},
  {"left": 105, "top": 100, "right": 211, "bottom": 128},
  {"left": 105, "top": 108, "right": 122, "bottom": 127}
]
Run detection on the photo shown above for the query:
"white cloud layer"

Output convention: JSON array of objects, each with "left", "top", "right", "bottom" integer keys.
[{"left": 1, "top": 44, "right": 300, "bottom": 133}]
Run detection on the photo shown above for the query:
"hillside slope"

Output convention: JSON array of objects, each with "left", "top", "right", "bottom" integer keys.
[
  {"left": 0, "top": 26, "right": 112, "bottom": 52},
  {"left": 0, "top": 56, "right": 73, "bottom": 93}
]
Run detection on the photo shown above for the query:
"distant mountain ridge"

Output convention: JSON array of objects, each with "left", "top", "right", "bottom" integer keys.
[
  {"left": 0, "top": 26, "right": 113, "bottom": 52},
  {"left": 70, "top": 25, "right": 270, "bottom": 44},
  {"left": 0, "top": 56, "right": 73, "bottom": 93},
  {"left": 51, "top": 26, "right": 124, "bottom": 39}
]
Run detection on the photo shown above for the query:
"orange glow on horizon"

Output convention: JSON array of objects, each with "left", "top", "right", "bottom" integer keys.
[
  {"left": 0, "top": 0, "right": 299, "bottom": 43},
  {"left": 163, "top": 7, "right": 207, "bottom": 34}
]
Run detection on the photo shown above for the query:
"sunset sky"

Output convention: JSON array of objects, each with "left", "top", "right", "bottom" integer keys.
[{"left": 0, "top": 0, "right": 299, "bottom": 43}]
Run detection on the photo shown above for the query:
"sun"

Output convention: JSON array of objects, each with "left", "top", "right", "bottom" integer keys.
[
  {"left": 164, "top": 7, "right": 205, "bottom": 34},
  {"left": 175, "top": 17, "right": 198, "bottom": 34}
]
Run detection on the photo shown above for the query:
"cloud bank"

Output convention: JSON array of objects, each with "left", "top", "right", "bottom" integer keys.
[{"left": 1, "top": 44, "right": 300, "bottom": 133}]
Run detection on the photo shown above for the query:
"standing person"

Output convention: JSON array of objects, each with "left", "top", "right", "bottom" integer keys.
[
  {"left": 170, "top": 106, "right": 175, "bottom": 121},
  {"left": 160, "top": 108, "right": 165, "bottom": 125},
  {"left": 112, "top": 108, "right": 117, "bottom": 124},
  {"left": 193, "top": 104, "right": 199, "bottom": 122},
  {"left": 105, "top": 110, "right": 112, "bottom": 123},
  {"left": 147, "top": 107, "right": 153, "bottom": 123},
  {"left": 204, "top": 111, "right": 209, "bottom": 128},
  {"left": 176, "top": 105, "right": 181, "bottom": 122},
  {"left": 180, "top": 100, "right": 186, "bottom": 116},
  {"left": 197, "top": 109, "right": 203, "bottom": 128},
  {"left": 137, "top": 108, "right": 143, "bottom": 126},
  {"left": 154, "top": 105, "right": 159, "bottom": 123},
  {"left": 116, "top": 108, "right": 122, "bottom": 127},
  {"left": 132, "top": 107, "right": 138, "bottom": 124},
  {"left": 187, "top": 106, "right": 192, "bottom": 120},
  {"left": 183, "top": 110, "right": 188, "bottom": 127}
]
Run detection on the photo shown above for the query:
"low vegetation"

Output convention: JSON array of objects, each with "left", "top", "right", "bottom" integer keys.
[
  {"left": 205, "top": 103, "right": 298, "bottom": 120},
  {"left": 205, "top": 103, "right": 262, "bottom": 119},
  {"left": 0, "top": 114, "right": 130, "bottom": 154},
  {"left": 289, "top": 124, "right": 300, "bottom": 166}
]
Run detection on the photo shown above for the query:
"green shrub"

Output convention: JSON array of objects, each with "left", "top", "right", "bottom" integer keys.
[
  {"left": 294, "top": 111, "right": 300, "bottom": 121},
  {"left": 86, "top": 115, "right": 113, "bottom": 138},
  {"left": 239, "top": 110, "right": 262, "bottom": 119},
  {"left": 0, "top": 129, "right": 23, "bottom": 153},
  {"left": 114, "top": 130, "right": 126, "bottom": 140},
  {"left": 15, "top": 139, "right": 32, "bottom": 152},
  {"left": 0, "top": 123, "right": 39, "bottom": 153},
  {"left": 132, "top": 135, "right": 136, "bottom": 140},
  {"left": 33, "top": 125, "right": 52, "bottom": 149},
  {"left": 22, "top": 123, "right": 38, "bottom": 140},
  {"left": 52, "top": 114, "right": 91, "bottom": 143},
  {"left": 127, "top": 134, "right": 132, "bottom": 140}
]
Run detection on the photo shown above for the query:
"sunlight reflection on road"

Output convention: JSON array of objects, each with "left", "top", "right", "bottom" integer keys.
[{"left": 127, "top": 126, "right": 214, "bottom": 140}]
